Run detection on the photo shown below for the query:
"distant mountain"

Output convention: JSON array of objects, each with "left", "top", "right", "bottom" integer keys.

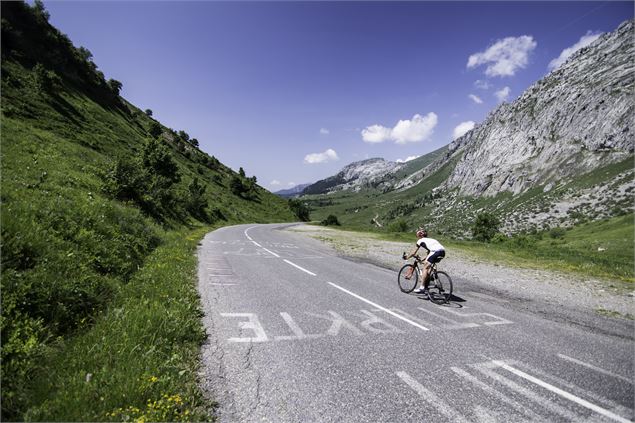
[
  {"left": 274, "top": 183, "right": 312, "bottom": 198},
  {"left": 303, "top": 20, "right": 634, "bottom": 236},
  {"left": 302, "top": 158, "right": 405, "bottom": 195}
]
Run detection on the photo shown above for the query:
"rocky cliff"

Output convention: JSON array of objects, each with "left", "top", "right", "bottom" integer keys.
[{"left": 445, "top": 20, "right": 634, "bottom": 197}]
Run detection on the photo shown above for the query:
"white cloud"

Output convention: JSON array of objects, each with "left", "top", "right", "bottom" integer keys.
[
  {"left": 396, "top": 155, "right": 420, "bottom": 163},
  {"left": 468, "top": 94, "right": 483, "bottom": 104},
  {"left": 548, "top": 31, "right": 602, "bottom": 70},
  {"left": 270, "top": 179, "right": 281, "bottom": 186},
  {"left": 363, "top": 113, "right": 437, "bottom": 145},
  {"left": 474, "top": 80, "right": 491, "bottom": 90},
  {"left": 361, "top": 124, "right": 392, "bottom": 143},
  {"left": 467, "top": 35, "right": 537, "bottom": 77},
  {"left": 391, "top": 113, "right": 438, "bottom": 144},
  {"left": 320, "top": 128, "right": 330, "bottom": 135},
  {"left": 304, "top": 148, "right": 339, "bottom": 164},
  {"left": 453, "top": 121, "right": 475, "bottom": 140},
  {"left": 495, "top": 86, "right": 511, "bottom": 102}
]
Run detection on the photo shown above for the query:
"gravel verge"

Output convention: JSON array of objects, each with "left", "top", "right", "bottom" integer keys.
[{"left": 284, "top": 224, "right": 635, "bottom": 327}]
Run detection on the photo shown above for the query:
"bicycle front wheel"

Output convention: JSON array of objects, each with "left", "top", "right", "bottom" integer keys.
[
  {"left": 398, "top": 264, "right": 418, "bottom": 293},
  {"left": 429, "top": 271, "right": 453, "bottom": 304}
]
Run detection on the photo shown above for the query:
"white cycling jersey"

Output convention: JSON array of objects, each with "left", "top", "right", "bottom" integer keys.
[{"left": 416, "top": 237, "right": 445, "bottom": 253}]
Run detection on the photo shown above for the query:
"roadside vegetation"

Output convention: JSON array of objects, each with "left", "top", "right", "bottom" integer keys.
[
  {"left": 1, "top": 2, "right": 293, "bottom": 420},
  {"left": 317, "top": 213, "right": 634, "bottom": 285}
]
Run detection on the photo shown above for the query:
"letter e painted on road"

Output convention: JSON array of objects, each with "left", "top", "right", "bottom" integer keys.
[{"left": 220, "top": 313, "right": 269, "bottom": 343}]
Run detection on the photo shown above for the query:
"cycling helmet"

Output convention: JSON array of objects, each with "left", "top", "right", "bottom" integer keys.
[{"left": 416, "top": 228, "right": 427, "bottom": 238}]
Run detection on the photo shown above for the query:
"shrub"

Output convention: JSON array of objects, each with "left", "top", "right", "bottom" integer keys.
[
  {"left": 388, "top": 219, "right": 408, "bottom": 232},
  {"left": 186, "top": 178, "right": 208, "bottom": 220},
  {"left": 472, "top": 212, "right": 500, "bottom": 242},
  {"left": 321, "top": 214, "right": 340, "bottom": 226},
  {"left": 288, "top": 199, "right": 310, "bottom": 222},
  {"left": 549, "top": 227, "right": 566, "bottom": 239}
]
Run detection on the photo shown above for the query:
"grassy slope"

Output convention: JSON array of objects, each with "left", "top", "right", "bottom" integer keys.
[{"left": 1, "top": 3, "right": 293, "bottom": 420}]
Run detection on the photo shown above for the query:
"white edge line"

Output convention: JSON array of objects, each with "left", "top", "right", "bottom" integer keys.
[
  {"left": 262, "top": 247, "right": 280, "bottom": 258},
  {"left": 244, "top": 226, "right": 256, "bottom": 241},
  {"left": 284, "top": 259, "right": 316, "bottom": 276},
  {"left": 328, "top": 282, "right": 429, "bottom": 331},
  {"left": 493, "top": 360, "right": 633, "bottom": 423},
  {"left": 557, "top": 354, "right": 633, "bottom": 385}
]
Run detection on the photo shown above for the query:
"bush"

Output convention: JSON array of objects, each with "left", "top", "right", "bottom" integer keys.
[
  {"left": 472, "top": 212, "right": 500, "bottom": 242},
  {"left": 321, "top": 214, "right": 340, "bottom": 226},
  {"left": 388, "top": 219, "right": 408, "bottom": 233},
  {"left": 549, "top": 227, "right": 566, "bottom": 239},
  {"left": 186, "top": 178, "right": 208, "bottom": 220},
  {"left": 288, "top": 199, "right": 310, "bottom": 222}
]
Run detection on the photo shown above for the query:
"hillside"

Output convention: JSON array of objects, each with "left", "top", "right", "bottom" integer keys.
[
  {"left": 304, "top": 20, "right": 634, "bottom": 237},
  {"left": 0, "top": 2, "right": 294, "bottom": 420}
]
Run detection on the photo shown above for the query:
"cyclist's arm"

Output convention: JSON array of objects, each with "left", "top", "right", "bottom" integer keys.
[{"left": 407, "top": 245, "right": 420, "bottom": 259}]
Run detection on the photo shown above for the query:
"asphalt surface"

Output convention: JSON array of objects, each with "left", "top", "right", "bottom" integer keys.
[{"left": 197, "top": 223, "right": 634, "bottom": 423}]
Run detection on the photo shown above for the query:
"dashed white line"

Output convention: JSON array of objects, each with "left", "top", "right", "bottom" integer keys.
[
  {"left": 284, "top": 259, "right": 316, "bottom": 276},
  {"left": 557, "top": 354, "right": 633, "bottom": 384},
  {"left": 396, "top": 371, "right": 470, "bottom": 423},
  {"left": 493, "top": 360, "right": 632, "bottom": 423},
  {"left": 328, "top": 282, "right": 429, "bottom": 331}
]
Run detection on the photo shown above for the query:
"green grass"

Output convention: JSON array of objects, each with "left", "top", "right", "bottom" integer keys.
[
  {"left": 1, "top": 3, "right": 294, "bottom": 419},
  {"left": 23, "top": 227, "right": 213, "bottom": 421}
]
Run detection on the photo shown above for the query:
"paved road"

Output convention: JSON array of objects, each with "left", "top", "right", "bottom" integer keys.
[{"left": 197, "top": 223, "right": 634, "bottom": 422}]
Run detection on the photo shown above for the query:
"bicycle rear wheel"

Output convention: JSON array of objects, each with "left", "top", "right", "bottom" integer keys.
[
  {"left": 428, "top": 271, "right": 453, "bottom": 304},
  {"left": 398, "top": 264, "right": 418, "bottom": 293}
]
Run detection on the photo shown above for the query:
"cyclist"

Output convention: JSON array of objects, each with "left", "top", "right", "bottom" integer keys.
[{"left": 404, "top": 228, "right": 446, "bottom": 295}]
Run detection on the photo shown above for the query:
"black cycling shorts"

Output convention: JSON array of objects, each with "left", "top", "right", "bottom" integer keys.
[{"left": 426, "top": 250, "right": 445, "bottom": 264}]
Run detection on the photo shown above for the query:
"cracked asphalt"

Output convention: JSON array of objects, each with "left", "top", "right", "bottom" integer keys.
[{"left": 196, "top": 223, "right": 634, "bottom": 422}]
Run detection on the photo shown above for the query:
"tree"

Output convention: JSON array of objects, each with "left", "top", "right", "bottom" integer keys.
[
  {"left": 178, "top": 130, "right": 189, "bottom": 142},
  {"left": 472, "top": 212, "right": 500, "bottom": 242},
  {"left": 186, "top": 178, "right": 208, "bottom": 219},
  {"left": 239, "top": 167, "right": 246, "bottom": 178},
  {"left": 145, "top": 109, "right": 153, "bottom": 117},
  {"left": 190, "top": 138, "right": 199, "bottom": 148},
  {"left": 32, "top": 0, "right": 50, "bottom": 22},
  {"left": 107, "top": 79, "right": 122, "bottom": 96},
  {"left": 142, "top": 138, "right": 180, "bottom": 184},
  {"left": 77, "top": 46, "right": 93, "bottom": 62},
  {"left": 148, "top": 122, "right": 162, "bottom": 139},
  {"left": 230, "top": 176, "right": 244, "bottom": 196},
  {"left": 288, "top": 199, "right": 310, "bottom": 222}
]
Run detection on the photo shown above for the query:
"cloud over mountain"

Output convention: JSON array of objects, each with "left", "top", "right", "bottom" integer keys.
[
  {"left": 304, "top": 148, "right": 339, "bottom": 164},
  {"left": 362, "top": 113, "right": 438, "bottom": 144},
  {"left": 548, "top": 31, "right": 602, "bottom": 70},
  {"left": 468, "top": 35, "right": 537, "bottom": 77}
]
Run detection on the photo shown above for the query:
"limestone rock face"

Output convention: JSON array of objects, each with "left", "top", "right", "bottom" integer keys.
[{"left": 446, "top": 20, "right": 634, "bottom": 197}]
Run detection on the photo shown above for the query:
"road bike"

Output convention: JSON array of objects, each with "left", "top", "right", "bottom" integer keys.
[{"left": 398, "top": 254, "right": 453, "bottom": 304}]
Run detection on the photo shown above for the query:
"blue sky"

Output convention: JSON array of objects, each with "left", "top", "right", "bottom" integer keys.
[{"left": 42, "top": 1, "right": 632, "bottom": 190}]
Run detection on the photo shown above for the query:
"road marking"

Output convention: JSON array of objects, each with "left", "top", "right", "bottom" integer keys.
[
  {"left": 439, "top": 308, "right": 513, "bottom": 326},
  {"left": 274, "top": 312, "right": 321, "bottom": 341},
  {"left": 451, "top": 366, "right": 542, "bottom": 421},
  {"left": 327, "top": 282, "right": 429, "bottom": 331},
  {"left": 493, "top": 360, "right": 632, "bottom": 423},
  {"left": 417, "top": 307, "right": 480, "bottom": 329},
  {"left": 474, "top": 361, "right": 578, "bottom": 420},
  {"left": 557, "top": 354, "right": 633, "bottom": 384},
  {"left": 220, "top": 313, "right": 268, "bottom": 343},
  {"left": 396, "top": 371, "right": 471, "bottom": 423},
  {"left": 283, "top": 259, "right": 316, "bottom": 276},
  {"left": 244, "top": 226, "right": 255, "bottom": 241},
  {"left": 251, "top": 241, "right": 262, "bottom": 247},
  {"left": 262, "top": 247, "right": 280, "bottom": 258}
]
